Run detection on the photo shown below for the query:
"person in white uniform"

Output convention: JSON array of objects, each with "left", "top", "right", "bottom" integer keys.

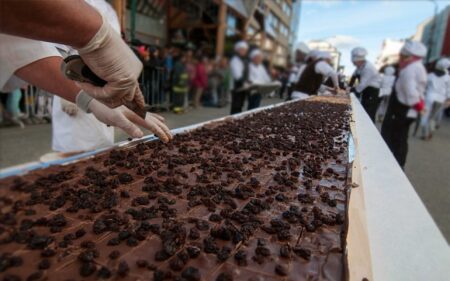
[
  {"left": 292, "top": 51, "right": 342, "bottom": 100},
  {"left": 0, "top": 0, "right": 172, "bottom": 142},
  {"left": 247, "top": 49, "right": 272, "bottom": 110},
  {"left": 52, "top": 0, "right": 120, "bottom": 156},
  {"left": 230, "top": 41, "right": 250, "bottom": 114},
  {"left": 381, "top": 40, "right": 427, "bottom": 168},
  {"left": 350, "top": 47, "right": 382, "bottom": 122},
  {"left": 287, "top": 42, "right": 310, "bottom": 100},
  {"left": 377, "top": 66, "right": 396, "bottom": 121},
  {"left": 419, "top": 58, "right": 450, "bottom": 140}
]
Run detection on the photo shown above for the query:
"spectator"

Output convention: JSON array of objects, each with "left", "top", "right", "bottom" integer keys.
[
  {"left": 230, "top": 41, "right": 250, "bottom": 114},
  {"left": 171, "top": 53, "right": 189, "bottom": 113},
  {"left": 420, "top": 58, "right": 450, "bottom": 140},
  {"left": 192, "top": 55, "right": 208, "bottom": 108},
  {"left": 248, "top": 48, "right": 271, "bottom": 110}
]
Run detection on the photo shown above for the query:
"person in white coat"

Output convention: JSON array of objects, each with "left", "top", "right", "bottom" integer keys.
[
  {"left": 287, "top": 42, "right": 310, "bottom": 100},
  {"left": 0, "top": 0, "right": 172, "bottom": 142},
  {"left": 377, "top": 66, "right": 396, "bottom": 121},
  {"left": 419, "top": 58, "right": 450, "bottom": 140},
  {"left": 51, "top": 0, "right": 119, "bottom": 157},
  {"left": 292, "top": 51, "right": 342, "bottom": 100},
  {"left": 230, "top": 40, "right": 250, "bottom": 114},
  {"left": 247, "top": 49, "right": 272, "bottom": 110},
  {"left": 350, "top": 47, "right": 382, "bottom": 122},
  {"left": 381, "top": 40, "right": 427, "bottom": 168}
]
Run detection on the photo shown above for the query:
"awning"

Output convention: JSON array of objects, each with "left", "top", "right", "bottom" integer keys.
[{"left": 225, "top": 0, "right": 249, "bottom": 18}]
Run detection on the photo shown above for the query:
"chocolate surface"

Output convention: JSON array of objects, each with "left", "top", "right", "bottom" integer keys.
[{"left": 0, "top": 99, "right": 351, "bottom": 281}]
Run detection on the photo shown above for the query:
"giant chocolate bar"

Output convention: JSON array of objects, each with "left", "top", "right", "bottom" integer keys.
[{"left": 0, "top": 99, "right": 351, "bottom": 281}]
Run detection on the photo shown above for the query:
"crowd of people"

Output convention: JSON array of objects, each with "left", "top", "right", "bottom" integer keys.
[{"left": 0, "top": 0, "right": 449, "bottom": 168}]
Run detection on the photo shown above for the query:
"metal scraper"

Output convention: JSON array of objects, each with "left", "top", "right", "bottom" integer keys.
[{"left": 61, "top": 55, "right": 147, "bottom": 119}]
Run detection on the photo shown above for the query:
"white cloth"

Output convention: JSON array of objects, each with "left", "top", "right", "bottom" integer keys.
[
  {"left": 0, "top": 34, "right": 61, "bottom": 92},
  {"left": 379, "top": 74, "right": 396, "bottom": 97},
  {"left": 401, "top": 40, "right": 427, "bottom": 57},
  {"left": 250, "top": 49, "right": 262, "bottom": 59},
  {"left": 315, "top": 61, "right": 339, "bottom": 88},
  {"left": 52, "top": 96, "right": 114, "bottom": 152},
  {"left": 234, "top": 41, "right": 248, "bottom": 51},
  {"left": 425, "top": 72, "right": 450, "bottom": 104},
  {"left": 249, "top": 63, "right": 271, "bottom": 84},
  {"left": 351, "top": 47, "right": 367, "bottom": 62},
  {"left": 296, "top": 42, "right": 310, "bottom": 54},
  {"left": 436, "top": 58, "right": 450, "bottom": 72},
  {"left": 291, "top": 91, "right": 310, "bottom": 100},
  {"left": 354, "top": 61, "right": 381, "bottom": 93},
  {"left": 395, "top": 60, "right": 427, "bottom": 118},
  {"left": 230, "top": 55, "right": 245, "bottom": 80},
  {"left": 52, "top": 0, "right": 119, "bottom": 153}
]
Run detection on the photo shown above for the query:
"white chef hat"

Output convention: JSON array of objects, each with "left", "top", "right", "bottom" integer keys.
[
  {"left": 317, "top": 51, "right": 332, "bottom": 60},
  {"left": 400, "top": 40, "right": 427, "bottom": 57},
  {"left": 234, "top": 40, "right": 249, "bottom": 51},
  {"left": 436, "top": 58, "right": 450, "bottom": 71},
  {"left": 351, "top": 47, "right": 367, "bottom": 62},
  {"left": 296, "top": 42, "right": 310, "bottom": 54},
  {"left": 384, "top": 66, "right": 396, "bottom": 76},
  {"left": 250, "top": 48, "right": 263, "bottom": 59},
  {"left": 306, "top": 49, "right": 321, "bottom": 61}
]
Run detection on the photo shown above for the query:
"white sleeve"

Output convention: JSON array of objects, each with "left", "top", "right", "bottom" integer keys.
[
  {"left": 404, "top": 67, "right": 427, "bottom": 106},
  {"left": 261, "top": 66, "right": 271, "bottom": 83},
  {"left": 288, "top": 66, "right": 299, "bottom": 84},
  {"left": 230, "top": 57, "right": 243, "bottom": 80},
  {"left": 355, "top": 64, "right": 379, "bottom": 93},
  {"left": 446, "top": 76, "right": 450, "bottom": 99},
  {"left": 315, "top": 61, "right": 339, "bottom": 88},
  {"left": 0, "top": 34, "right": 61, "bottom": 92}
]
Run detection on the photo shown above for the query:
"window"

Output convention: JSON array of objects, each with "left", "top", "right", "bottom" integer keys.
[
  {"left": 226, "top": 14, "right": 237, "bottom": 36},
  {"left": 282, "top": 2, "right": 291, "bottom": 17},
  {"left": 279, "top": 24, "right": 289, "bottom": 37},
  {"left": 268, "top": 12, "right": 279, "bottom": 30}
]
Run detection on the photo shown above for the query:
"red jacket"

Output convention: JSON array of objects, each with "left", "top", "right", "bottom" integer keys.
[{"left": 192, "top": 63, "right": 208, "bottom": 89}]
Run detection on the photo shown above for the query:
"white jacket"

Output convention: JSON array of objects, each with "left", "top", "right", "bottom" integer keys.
[
  {"left": 249, "top": 63, "right": 271, "bottom": 84},
  {"left": 395, "top": 61, "right": 427, "bottom": 107},
  {"left": 379, "top": 74, "right": 396, "bottom": 97},
  {"left": 425, "top": 72, "right": 450, "bottom": 104},
  {"left": 354, "top": 61, "right": 381, "bottom": 93}
]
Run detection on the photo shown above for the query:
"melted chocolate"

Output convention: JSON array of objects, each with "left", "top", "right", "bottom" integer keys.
[{"left": 0, "top": 100, "right": 351, "bottom": 280}]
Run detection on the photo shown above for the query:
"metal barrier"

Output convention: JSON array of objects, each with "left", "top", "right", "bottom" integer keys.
[{"left": 141, "top": 65, "right": 170, "bottom": 111}]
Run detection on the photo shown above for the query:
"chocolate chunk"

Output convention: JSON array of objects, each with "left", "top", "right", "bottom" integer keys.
[
  {"left": 189, "top": 228, "right": 200, "bottom": 240},
  {"left": 279, "top": 244, "right": 291, "bottom": 258},
  {"left": 28, "top": 235, "right": 53, "bottom": 249},
  {"left": 255, "top": 246, "right": 270, "bottom": 257},
  {"left": 275, "top": 264, "right": 288, "bottom": 276},
  {"left": 169, "top": 256, "right": 185, "bottom": 271},
  {"left": 79, "top": 262, "right": 96, "bottom": 277},
  {"left": 38, "top": 259, "right": 51, "bottom": 270},
  {"left": 181, "top": 266, "right": 201, "bottom": 281},
  {"left": 234, "top": 250, "right": 247, "bottom": 266},
  {"left": 117, "top": 261, "right": 130, "bottom": 277},
  {"left": 293, "top": 247, "right": 311, "bottom": 260},
  {"left": 118, "top": 173, "right": 133, "bottom": 184},
  {"left": 186, "top": 246, "right": 201, "bottom": 258},
  {"left": 41, "top": 248, "right": 56, "bottom": 257},
  {"left": 217, "top": 246, "right": 231, "bottom": 262},
  {"left": 27, "top": 271, "right": 43, "bottom": 281},
  {"left": 97, "top": 266, "right": 112, "bottom": 279},
  {"left": 3, "top": 274, "right": 20, "bottom": 281},
  {"left": 136, "top": 259, "right": 149, "bottom": 268}
]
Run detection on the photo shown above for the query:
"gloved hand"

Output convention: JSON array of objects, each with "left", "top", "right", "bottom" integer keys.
[
  {"left": 76, "top": 91, "right": 172, "bottom": 142},
  {"left": 75, "top": 15, "right": 144, "bottom": 109},
  {"left": 60, "top": 98, "right": 78, "bottom": 116}
]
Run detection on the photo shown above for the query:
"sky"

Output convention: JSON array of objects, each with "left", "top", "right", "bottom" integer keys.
[{"left": 296, "top": 0, "right": 450, "bottom": 74}]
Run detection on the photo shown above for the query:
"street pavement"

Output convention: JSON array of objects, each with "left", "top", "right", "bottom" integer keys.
[{"left": 0, "top": 98, "right": 449, "bottom": 243}]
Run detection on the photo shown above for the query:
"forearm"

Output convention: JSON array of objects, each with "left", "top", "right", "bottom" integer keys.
[
  {"left": 0, "top": 0, "right": 101, "bottom": 48},
  {"left": 15, "top": 57, "right": 80, "bottom": 102}
]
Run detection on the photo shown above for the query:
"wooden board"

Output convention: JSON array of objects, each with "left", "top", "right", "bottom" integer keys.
[{"left": 346, "top": 114, "right": 373, "bottom": 281}]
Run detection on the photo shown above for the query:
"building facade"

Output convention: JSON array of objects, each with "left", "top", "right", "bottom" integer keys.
[
  {"left": 413, "top": 5, "right": 450, "bottom": 63},
  {"left": 109, "top": 0, "right": 294, "bottom": 67}
]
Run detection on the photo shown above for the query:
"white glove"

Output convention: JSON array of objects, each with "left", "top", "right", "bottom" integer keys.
[
  {"left": 60, "top": 98, "right": 78, "bottom": 116},
  {"left": 76, "top": 91, "right": 172, "bottom": 142},
  {"left": 75, "top": 15, "right": 144, "bottom": 109}
]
